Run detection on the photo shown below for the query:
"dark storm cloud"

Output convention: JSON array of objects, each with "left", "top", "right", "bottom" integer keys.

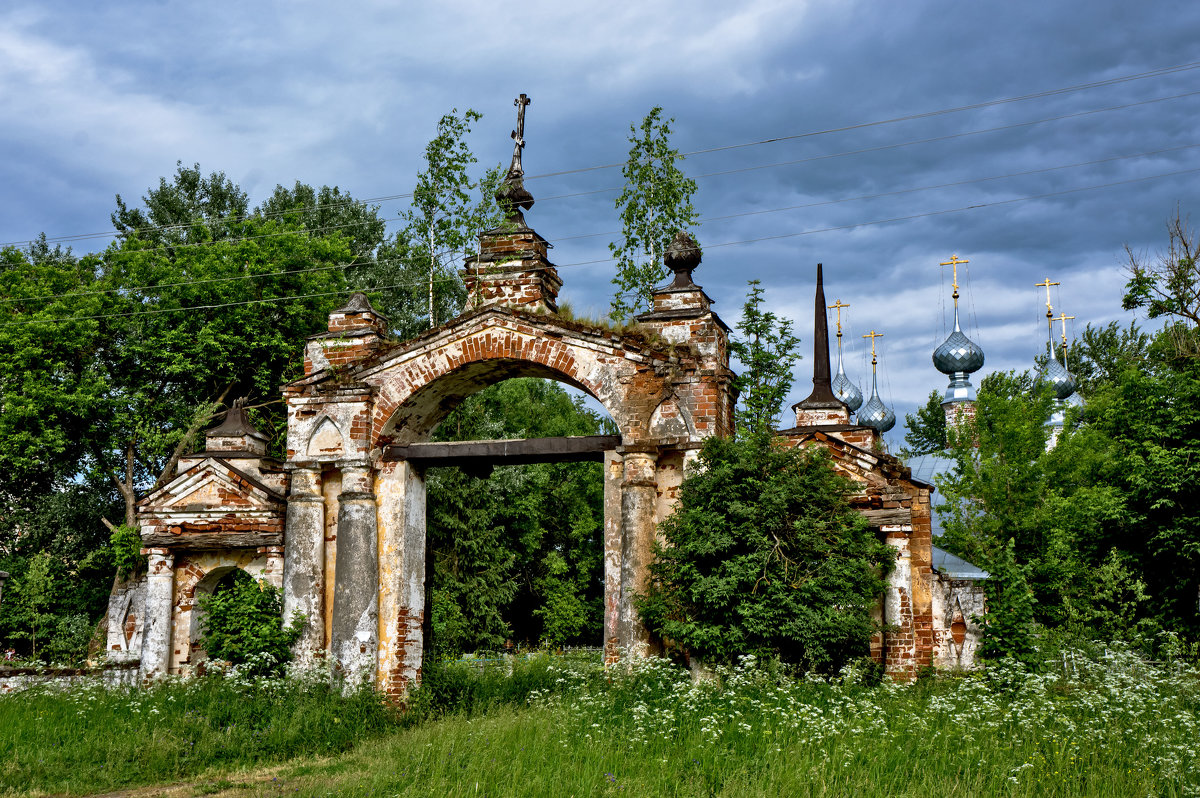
[{"left": 2, "top": 0, "right": 1199, "bottom": 445}]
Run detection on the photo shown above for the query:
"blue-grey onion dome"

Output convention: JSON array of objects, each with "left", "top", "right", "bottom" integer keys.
[
  {"left": 832, "top": 363, "right": 863, "bottom": 412},
  {"left": 933, "top": 329, "right": 985, "bottom": 375},
  {"left": 858, "top": 393, "right": 896, "bottom": 433},
  {"left": 1041, "top": 356, "right": 1077, "bottom": 400},
  {"left": 1066, "top": 391, "right": 1085, "bottom": 408}
]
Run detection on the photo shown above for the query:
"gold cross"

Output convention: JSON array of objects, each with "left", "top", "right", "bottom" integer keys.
[
  {"left": 1053, "top": 312, "right": 1075, "bottom": 345},
  {"left": 1035, "top": 277, "right": 1060, "bottom": 313},
  {"left": 939, "top": 254, "right": 970, "bottom": 294},
  {"left": 862, "top": 329, "right": 883, "bottom": 362},
  {"left": 828, "top": 299, "right": 850, "bottom": 337}
]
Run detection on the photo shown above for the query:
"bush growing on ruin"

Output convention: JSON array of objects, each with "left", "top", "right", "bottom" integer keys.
[
  {"left": 197, "top": 570, "right": 304, "bottom": 677},
  {"left": 637, "top": 434, "right": 892, "bottom": 672}
]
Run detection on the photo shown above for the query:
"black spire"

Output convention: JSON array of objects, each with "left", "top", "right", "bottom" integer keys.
[{"left": 795, "top": 263, "right": 844, "bottom": 409}]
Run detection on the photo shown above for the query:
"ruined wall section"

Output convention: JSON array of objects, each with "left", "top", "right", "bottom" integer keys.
[{"left": 134, "top": 451, "right": 287, "bottom": 680}]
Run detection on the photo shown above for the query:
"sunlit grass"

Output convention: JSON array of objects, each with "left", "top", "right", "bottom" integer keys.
[{"left": 3, "top": 647, "right": 1198, "bottom": 797}]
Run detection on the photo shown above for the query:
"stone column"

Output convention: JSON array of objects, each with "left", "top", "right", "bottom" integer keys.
[
  {"left": 618, "top": 450, "right": 658, "bottom": 658},
  {"left": 139, "top": 548, "right": 175, "bottom": 682},
  {"left": 283, "top": 467, "right": 325, "bottom": 666},
  {"left": 375, "top": 460, "right": 426, "bottom": 698},
  {"left": 602, "top": 451, "right": 623, "bottom": 663},
  {"left": 331, "top": 463, "right": 378, "bottom": 685}
]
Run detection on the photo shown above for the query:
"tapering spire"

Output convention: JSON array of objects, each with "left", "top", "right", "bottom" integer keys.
[{"left": 795, "top": 263, "right": 843, "bottom": 410}]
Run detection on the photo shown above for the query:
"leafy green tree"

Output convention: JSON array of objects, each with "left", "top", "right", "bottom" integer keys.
[
  {"left": 935, "top": 372, "right": 1052, "bottom": 570},
  {"left": 112, "top": 162, "right": 249, "bottom": 246},
  {"left": 94, "top": 172, "right": 363, "bottom": 526},
  {"left": 359, "top": 110, "right": 504, "bottom": 336},
  {"left": 0, "top": 238, "right": 107, "bottom": 495},
  {"left": 6, "top": 553, "right": 56, "bottom": 659},
  {"left": 0, "top": 485, "right": 116, "bottom": 661},
  {"left": 1068, "top": 320, "right": 1150, "bottom": 395},
  {"left": 637, "top": 435, "right": 891, "bottom": 672},
  {"left": 257, "top": 181, "right": 387, "bottom": 262},
  {"left": 609, "top": 107, "right": 699, "bottom": 322},
  {"left": 976, "top": 538, "right": 1038, "bottom": 666},
  {"left": 901, "top": 390, "right": 947, "bottom": 457},
  {"left": 197, "top": 569, "right": 304, "bottom": 677},
  {"left": 729, "top": 280, "right": 801, "bottom": 437}
]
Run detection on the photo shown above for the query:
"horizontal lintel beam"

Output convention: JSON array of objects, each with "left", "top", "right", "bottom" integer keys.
[{"left": 382, "top": 435, "right": 622, "bottom": 467}]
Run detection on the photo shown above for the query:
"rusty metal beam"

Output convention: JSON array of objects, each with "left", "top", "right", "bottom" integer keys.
[{"left": 382, "top": 435, "right": 622, "bottom": 467}]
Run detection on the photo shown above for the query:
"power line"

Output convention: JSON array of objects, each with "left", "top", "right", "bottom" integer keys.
[
  {"left": 8, "top": 85, "right": 1197, "bottom": 266},
  {"left": 546, "top": 142, "right": 1200, "bottom": 244},
  {"left": 6, "top": 163, "right": 1196, "bottom": 328},
  {"left": 527, "top": 60, "right": 1200, "bottom": 178},
  {"left": 6, "top": 59, "right": 1197, "bottom": 249},
  {"left": 7, "top": 142, "right": 1196, "bottom": 307}
]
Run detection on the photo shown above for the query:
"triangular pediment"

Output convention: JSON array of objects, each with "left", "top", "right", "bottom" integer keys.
[{"left": 138, "top": 458, "right": 284, "bottom": 514}]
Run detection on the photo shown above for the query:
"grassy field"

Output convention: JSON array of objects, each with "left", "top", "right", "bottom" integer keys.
[{"left": 2, "top": 648, "right": 1198, "bottom": 797}]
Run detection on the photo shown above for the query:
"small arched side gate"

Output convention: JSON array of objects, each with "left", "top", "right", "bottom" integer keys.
[{"left": 280, "top": 222, "right": 734, "bottom": 697}]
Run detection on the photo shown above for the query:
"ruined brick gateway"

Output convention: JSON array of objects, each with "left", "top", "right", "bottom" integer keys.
[{"left": 108, "top": 150, "right": 983, "bottom": 693}]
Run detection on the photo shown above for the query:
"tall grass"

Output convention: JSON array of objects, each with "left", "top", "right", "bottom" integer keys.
[
  {"left": 3, "top": 647, "right": 1199, "bottom": 796},
  {"left": 0, "top": 667, "right": 395, "bottom": 796},
  {"left": 258, "top": 649, "right": 1200, "bottom": 797}
]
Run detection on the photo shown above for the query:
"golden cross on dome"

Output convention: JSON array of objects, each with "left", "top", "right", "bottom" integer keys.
[
  {"left": 828, "top": 299, "right": 850, "bottom": 338},
  {"left": 1035, "top": 277, "right": 1061, "bottom": 345},
  {"left": 939, "top": 254, "right": 970, "bottom": 296},
  {"left": 1053, "top": 312, "right": 1075, "bottom": 346},
  {"left": 862, "top": 329, "right": 883, "bottom": 363},
  {"left": 1035, "top": 277, "right": 1060, "bottom": 312}
]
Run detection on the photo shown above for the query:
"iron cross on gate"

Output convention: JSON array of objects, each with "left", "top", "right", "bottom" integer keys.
[{"left": 509, "top": 93, "right": 532, "bottom": 177}]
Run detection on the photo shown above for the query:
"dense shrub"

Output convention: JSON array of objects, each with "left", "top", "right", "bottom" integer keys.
[
  {"left": 196, "top": 570, "right": 304, "bottom": 677},
  {"left": 637, "top": 434, "right": 892, "bottom": 672}
]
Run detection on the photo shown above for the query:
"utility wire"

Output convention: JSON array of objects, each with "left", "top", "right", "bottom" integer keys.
[
  {"left": 8, "top": 84, "right": 1198, "bottom": 265},
  {"left": 6, "top": 142, "right": 1196, "bottom": 307},
  {"left": 6, "top": 163, "right": 1196, "bottom": 328},
  {"left": 6, "top": 59, "right": 1198, "bottom": 249},
  {"left": 527, "top": 60, "right": 1200, "bottom": 178}
]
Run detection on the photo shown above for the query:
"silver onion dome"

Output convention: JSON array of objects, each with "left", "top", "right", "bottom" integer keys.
[
  {"left": 933, "top": 329, "right": 985, "bottom": 375},
  {"left": 832, "top": 359, "right": 863, "bottom": 412},
  {"left": 1041, "top": 353, "right": 1077, "bottom": 400},
  {"left": 858, "top": 372, "right": 895, "bottom": 433},
  {"left": 933, "top": 301, "right": 984, "bottom": 405}
]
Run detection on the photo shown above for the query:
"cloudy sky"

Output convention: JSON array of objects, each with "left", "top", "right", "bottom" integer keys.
[{"left": 3, "top": 0, "right": 1198, "bottom": 445}]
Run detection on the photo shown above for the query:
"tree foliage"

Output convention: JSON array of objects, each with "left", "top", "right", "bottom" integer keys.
[
  {"left": 937, "top": 318, "right": 1200, "bottom": 650},
  {"left": 637, "top": 435, "right": 891, "bottom": 672},
  {"left": 609, "top": 107, "right": 699, "bottom": 322},
  {"left": 901, "top": 390, "right": 947, "bottom": 457},
  {"left": 1123, "top": 212, "right": 1200, "bottom": 334},
  {"left": 729, "top": 280, "right": 801, "bottom": 437}
]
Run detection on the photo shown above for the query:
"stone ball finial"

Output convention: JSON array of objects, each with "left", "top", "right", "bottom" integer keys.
[{"left": 664, "top": 230, "right": 701, "bottom": 289}]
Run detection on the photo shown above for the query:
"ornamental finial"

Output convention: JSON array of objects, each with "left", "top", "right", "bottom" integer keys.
[{"left": 496, "top": 93, "right": 535, "bottom": 224}]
